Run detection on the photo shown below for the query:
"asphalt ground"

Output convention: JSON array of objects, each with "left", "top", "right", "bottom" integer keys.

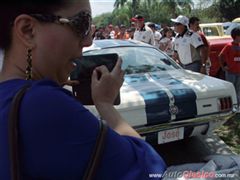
[{"left": 152, "top": 134, "right": 234, "bottom": 166}]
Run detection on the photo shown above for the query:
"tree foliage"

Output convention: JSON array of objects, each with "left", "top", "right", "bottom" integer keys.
[
  {"left": 114, "top": 0, "right": 128, "bottom": 8},
  {"left": 218, "top": 0, "right": 240, "bottom": 21},
  {"left": 93, "top": 13, "right": 113, "bottom": 28},
  {"left": 93, "top": 0, "right": 240, "bottom": 28}
]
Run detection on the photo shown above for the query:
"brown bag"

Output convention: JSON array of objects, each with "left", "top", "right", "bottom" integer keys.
[{"left": 8, "top": 84, "right": 107, "bottom": 180}]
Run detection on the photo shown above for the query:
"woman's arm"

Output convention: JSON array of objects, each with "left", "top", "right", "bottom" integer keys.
[
  {"left": 218, "top": 45, "right": 229, "bottom": 71},
  {"left": 95, "top": 103, "right": 141, "bottom": 138},
  {"left": 91, "top": 59, "right": 141, "bottom": 138}
]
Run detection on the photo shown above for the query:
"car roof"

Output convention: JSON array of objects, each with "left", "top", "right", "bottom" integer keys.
[
  {"left": 83, "top": 39, "right": 153, "bottom": 52},
  {"left": 232, "top": 17, "right": 240, "bottom": 23},
  {"left": 200, "top": 22, "right": 223, "bottom": 26}
]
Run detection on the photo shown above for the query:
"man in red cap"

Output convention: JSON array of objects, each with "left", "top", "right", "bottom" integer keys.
[{"left": 131, "top": 15, "right": 154, "bottom": 45}]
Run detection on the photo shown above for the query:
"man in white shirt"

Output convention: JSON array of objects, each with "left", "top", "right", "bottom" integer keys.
[
  {"left": 171, "top": 15, "right": 207, "bottom": 73},
  {"left": 132, "top": 15, "right": 154, "bottom": 45},
  {"left": 146, "top": 22, "right": 162, "bottom": 48}
]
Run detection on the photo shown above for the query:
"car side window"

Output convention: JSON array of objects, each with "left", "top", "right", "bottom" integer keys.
[{"left": 202, "top": 27, "right": 219, "bottom": 36}]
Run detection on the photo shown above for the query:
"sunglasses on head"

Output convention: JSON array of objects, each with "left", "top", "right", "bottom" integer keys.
[
  {"left": 174, "top": 23, "right": 182, "bottom": 26},
  {"left": 29, "top": 11, "right": 92, "bottom": 40}
]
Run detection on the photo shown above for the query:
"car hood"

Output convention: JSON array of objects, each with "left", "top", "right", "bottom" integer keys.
[{"left": 87, "top": 69, "right": 237, "bottom": 126}]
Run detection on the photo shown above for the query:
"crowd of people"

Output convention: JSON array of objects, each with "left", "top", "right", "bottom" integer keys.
[{"left": 91, "top": 14, "right": 210, "bottom": 74}]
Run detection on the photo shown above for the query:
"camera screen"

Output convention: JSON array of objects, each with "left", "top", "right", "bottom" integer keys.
[{"left": 70, "top": 53, "right": 120, "bottom": 105}]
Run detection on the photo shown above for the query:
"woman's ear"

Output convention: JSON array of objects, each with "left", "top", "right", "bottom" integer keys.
[{"left": 13, "top": 14, "right": 37, "bottom": 48}]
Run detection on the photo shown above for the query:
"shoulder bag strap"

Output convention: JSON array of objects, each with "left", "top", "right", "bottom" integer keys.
[
  {"left": 8, "top": 85, "right": 30, "bottom": 180},
  {"left": 83, "top": 120, "right": 108, "bottom": 180},
  {"left": 8, "top": 84, "right": 107, "bottom": 180}
]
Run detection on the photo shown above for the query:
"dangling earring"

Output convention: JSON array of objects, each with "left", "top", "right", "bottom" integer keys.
[{"left": 25, "top": 48, "right": 32, "bottom": 80}]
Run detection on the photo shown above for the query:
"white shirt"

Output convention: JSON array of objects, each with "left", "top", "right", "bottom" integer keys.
[
  {"left": 174, "top": 30, "right": 204, "bottom": 65},
  {"left": 159, "top": 37, "right": 174, "bottom": 56},
  {"left": 153, "top": 31, "right": 162, "bottom": 48},
  {"left": 109, "top": 30, "right": 115, "bottom": 39},
  {"left": 134, "top": 25, "right": 154, "bottom": 45}
]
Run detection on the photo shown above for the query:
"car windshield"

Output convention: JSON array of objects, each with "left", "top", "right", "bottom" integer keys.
[{"left": 83, "top": 46, "right": 180, "bottom": 74}]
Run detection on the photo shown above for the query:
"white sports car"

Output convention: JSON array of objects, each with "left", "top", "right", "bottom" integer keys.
[{"left": 70, "top": 39, "right": 238, "bottom": 144}]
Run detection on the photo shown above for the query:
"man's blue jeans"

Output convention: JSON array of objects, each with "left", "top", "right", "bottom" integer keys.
[{"left": 225, "top": 71, "right": 240, "bottom": 105}]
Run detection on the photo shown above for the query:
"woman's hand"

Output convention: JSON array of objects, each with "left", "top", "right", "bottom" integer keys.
[
  {"left": 91, "top": 58, "right": 141, "bottom": 138},
  {"left": 91, "top": 58, "right": 124, "bottom": 105}
]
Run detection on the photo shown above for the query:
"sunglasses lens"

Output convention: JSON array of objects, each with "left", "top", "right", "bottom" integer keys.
[
  {"left": 71, "top": 13, "right": 92, "bottom": 38},
  {"left": 30, "top": 12, "right": 92, "bottom": 39}
]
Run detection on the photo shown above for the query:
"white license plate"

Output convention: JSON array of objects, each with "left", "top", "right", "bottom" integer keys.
[{"left": 158, "top": 127, "right": 184, "bottom": 144}]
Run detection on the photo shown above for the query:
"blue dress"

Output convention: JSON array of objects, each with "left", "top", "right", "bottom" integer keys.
[{"left": 0, "top": 79, "right": 166, "bottom": 180}]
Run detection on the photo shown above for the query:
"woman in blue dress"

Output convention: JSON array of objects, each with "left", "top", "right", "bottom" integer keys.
[{"left": 0, "top": 0, "right": 166, "bottom": 179}]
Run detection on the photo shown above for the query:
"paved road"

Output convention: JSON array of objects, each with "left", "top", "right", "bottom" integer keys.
[{"left": 152, "top": 134, "right": 234, "bottom": 166}]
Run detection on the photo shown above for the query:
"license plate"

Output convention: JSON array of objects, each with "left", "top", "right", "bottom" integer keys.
[{"left": 158, "top": 127, "right": 184, "bottom": 144}]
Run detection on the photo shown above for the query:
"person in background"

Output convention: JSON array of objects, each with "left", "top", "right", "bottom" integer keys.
[
  {"left": 119, "top": 24, "right": 127, "bottom": 39},
  {"left": 159, "top": 27, "right": 175, "bottom": 57},
  {"left": 114, "top": 25, "right": 121, "bottom": 39},
  {"left": 171, "top": 15, "right": 208, "bottom": 73},
  {"left": 91, "top": 24, "right": 97, "bottom": 39},
  {"left": 219, "top": 27, "right": 240, "bottom": 110},
  {"left": 0, "top": 0, "right": 167, "bottom": 179},
  {"left": 103, "top": 25, "right": 112, "bottom": 39},
  {"left": 147, "top": 22, "right": 162, "bottom": 49},
  {"left": 94, "top": 26, "right": 106, "bottom": 40},
  {"left": 108, "top": 24, "right": 115, "bottom": 39},
  {"left": 132, "top": 15, "right": 155, "bottom": 45},
  {"left": 124, "top": 28, "right": 135, "bottom": 40},
  {"left": 189, "top": 16, "right": 211, "bottom": 75}
]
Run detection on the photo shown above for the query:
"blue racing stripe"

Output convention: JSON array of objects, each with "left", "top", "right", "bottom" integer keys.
[
  {"left": 125, "top": 74, "right": 171, "bottom": 124},
  {"left": 151, "top": 72, "right": 197, "bottom": 120},
  {"left": 125, "top": 72, "right": 197, "bottom": 126},
  {"left": 140, "top": 91, "right": 170, "bottom": 124}
]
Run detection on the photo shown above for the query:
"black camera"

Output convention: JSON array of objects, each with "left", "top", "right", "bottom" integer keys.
[{"left": 70, "top": 53, "right": 120, "bottom": 105}]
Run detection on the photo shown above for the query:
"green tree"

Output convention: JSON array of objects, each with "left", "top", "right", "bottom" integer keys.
[
  {"left": 132, "top": 0, "right": 137, "bottom": 16},
  {"left": 159, "top": 0, "right": 194, "bottom": 17},
  {"left": 219, "top": 0, "right": 240, "bottom": 21},
  {"left": 97, "top": 0, "right": 230, "bottom": 28},
  {"left": 112, "top": 6, "right": 132, "bottom": 26},
  {"left": 93, "top": 12, "right": 113, "bottom": 28},
  {"left": 114, "top": 0, "right": 128, "bottom": 8},
  {"left": 114, "top": 0, "right": 193, "bottom": 20},
  {"left": 114, "top": 0, "right": 142, "bottom": 16}
]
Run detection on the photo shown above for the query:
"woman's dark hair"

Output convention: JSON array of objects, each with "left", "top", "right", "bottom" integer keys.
[
  {"left": 160, "top": 26, "right": 174, "bottom": 39},
  {"left": 231, "top": 27, "right": 240, "bottom": 39},
  {"left": 189, "top": 16, "right": 200, "bottom": 26},
  {"left": 0, "top": 0, "right": 66, "bottom": 50}
]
